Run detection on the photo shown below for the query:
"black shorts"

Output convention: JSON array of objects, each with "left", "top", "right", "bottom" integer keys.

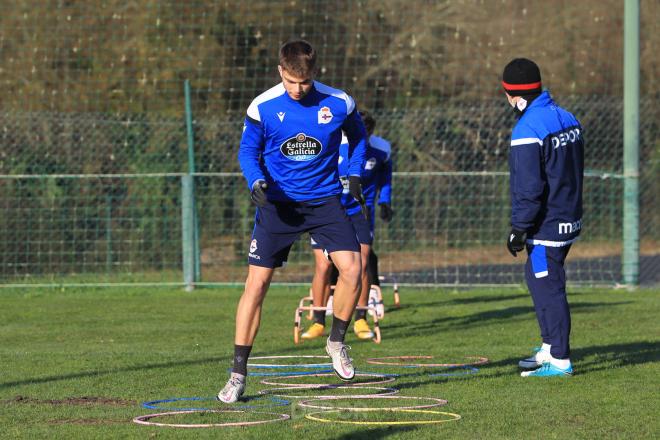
[
  {"left": 310, "top": 211, "right": 372, "bottom": 249},
  {"left": 249, "top": 196, "right": 360, "bottom": 268}
]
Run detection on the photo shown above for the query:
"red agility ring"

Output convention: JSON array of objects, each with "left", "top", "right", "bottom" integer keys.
[
  {"left": 258, "top": 385, "right": 399, "bottom": 399},
  {"left": 365, "top": 356, "right": 489, "bottom": 367},
  {"left": 260, "top": 372, "right": 396, "bottom": 388}
]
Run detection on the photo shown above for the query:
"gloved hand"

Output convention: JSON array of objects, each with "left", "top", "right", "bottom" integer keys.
[
  {"left": 348, "top": 176, "right": 369, "bottom": 220},
  {"left": 348, "top": 176, "right": 365, "bottom": 205},
  {"left": 250, "top": 180, "right": 268, "bottom": 207},
  {"left": 507, "top": 228, "right": 527, "bottom": 257},
  {"left": 379, "top": 203, "right": 393, "bottom": 222}
]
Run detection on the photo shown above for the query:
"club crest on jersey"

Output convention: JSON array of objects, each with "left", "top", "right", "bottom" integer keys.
[
  {"left": 280, "top": 133, "right": 323, "bottom": 161},
  {"left": 365, "top": 157, "right": 377, "bottom": 170},
  {"left": 318, "top": 106, "right": 333, "bottom": 124}
]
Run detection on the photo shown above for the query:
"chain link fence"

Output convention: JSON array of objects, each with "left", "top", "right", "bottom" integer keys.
[
  {"left": 0, "top": 1, "right": 657, "bottom": 286},
  {"left": 1, "top": 96, "right": 657, "bottom": 286}
]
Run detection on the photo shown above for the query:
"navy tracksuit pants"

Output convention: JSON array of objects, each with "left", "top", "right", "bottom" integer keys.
[{"left": 525, "top": 244, "right": 572, "bottom": 359}]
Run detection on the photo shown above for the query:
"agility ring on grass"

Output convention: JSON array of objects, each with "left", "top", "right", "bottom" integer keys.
[
  {"left": 246, "top": 369, "right": 333, "bottom": 377},
  {"left": 298, "top": 395, "right": 448, "bottom": 410},
  {"left": 429, "top": 366, "right": 480, "bottom": 377},
  {"left": 366, "top": 355, "right": 489, "bottom": 368},
  {"left": 248, "top": 355, "right": 332, "bottom": 369},
  {"left": 226, "top": 367, "right": 333, "bottom": 377},
  {"left": 260, "top": 372, "right": 397, "bottom": 388},
  {"left": 304, "top": 408, "right": 461, "bottom": 426},
  {"left": 141, "top": 396, "right": 290, "bottom": 411},
  {"left": 258, "top": 386, "right": 399, "bottom": 399},
  {"left": 132, "top": 409, "right": 290, "bottom": 428}
]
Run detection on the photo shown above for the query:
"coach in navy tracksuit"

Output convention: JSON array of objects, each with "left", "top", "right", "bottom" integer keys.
[
  {"left": 503, "top": 58, "right": 584, "bottom": 377},
  {"left": 217, "top": 40, "right": 368, "bottom": 403}
]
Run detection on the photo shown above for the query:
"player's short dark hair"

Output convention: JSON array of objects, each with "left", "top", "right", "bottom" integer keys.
[
  {"left": 359, "top": 110, "right": 376, "bottom": 133},
  {"left": 279, "top": 39, "right": 317, "bottom": 77}
]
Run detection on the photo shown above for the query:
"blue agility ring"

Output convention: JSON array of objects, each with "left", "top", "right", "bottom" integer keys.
[
  {"left": 429, "top": 366, "right": 480, "bottom": 377},
  {"left": 247, "top": 355, "right": 332, "bottom": 369},
  {"left": 226, "top": 368, "right": 333, "bottom": 377},
  {"left": 142, "top": 396, "right": 290, "bottom": 411}
]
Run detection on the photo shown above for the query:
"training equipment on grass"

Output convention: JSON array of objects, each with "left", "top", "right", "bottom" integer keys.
[
  {"left": 247, "top": 355, "right": 332, "bottom": 369},
  {"left": 260, "top": 372, "right": 397, "bottom": 388},
  {"left": 304, "top": 408, "right": 461, "bottom": 425},
  {"left": 132, "top": 409, "right": 290, "bottom": 428},
  {"left": 237, "top": 369, "right": 333, "bottom": 377},
  {"left": 295, "top": 302, "right": 382, "bottom": 344},
  {"left": 141, "top": 396, "right": 290, "bottom": 411},
  {"left": 298, "top": 395, "right": 448, "bottom": 410},
  {"left": 429, "top": 366, "right": 480, "bottom": 377},
  {"left": 258, "top": 386, "right": 399, "bottom": 399},
  {"left": 366, "top": 355, "right": 489, "bottom": 367}
]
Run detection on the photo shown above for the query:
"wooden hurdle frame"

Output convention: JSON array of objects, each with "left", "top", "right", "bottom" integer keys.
[{"left": 294, "top": 304, "right": 382, "bottom": 344}]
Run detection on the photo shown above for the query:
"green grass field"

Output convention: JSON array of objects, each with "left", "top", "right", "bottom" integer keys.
[{"left": 1, "top": 284, "right": 658, "bottom": 439}]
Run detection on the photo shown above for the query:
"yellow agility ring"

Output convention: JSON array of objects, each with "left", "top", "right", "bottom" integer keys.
[{"left": 304, "top": 408, "right": 461, "bottom": 426}]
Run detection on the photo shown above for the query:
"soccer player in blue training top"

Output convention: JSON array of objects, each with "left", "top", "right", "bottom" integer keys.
[
  {"left": 217, "top": 40, "right": 368, "bottom": 403},
  {"left": 302, "top": 111, "right": 393, "bottom": 340},
  {"left": 502, "top": 58, "right": 584, "bottom": 377}
]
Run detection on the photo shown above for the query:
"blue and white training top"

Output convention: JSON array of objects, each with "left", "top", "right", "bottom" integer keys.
[
  {"left": 238, "top": 81, "right": 367, "bottom": 202},
  {"left": 509, "top": 91, "right": 584, "bottom": 246},
  {"left": 339, "top": 134, "right": 393, "bottom": 228}
]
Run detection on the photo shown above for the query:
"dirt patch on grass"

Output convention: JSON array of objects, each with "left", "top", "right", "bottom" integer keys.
[
  {"left": 4, "top": 395, "right": 136, "bottom": 406},
  {"left": 48, "top": 418, "right": 126, "bottom": 425}
]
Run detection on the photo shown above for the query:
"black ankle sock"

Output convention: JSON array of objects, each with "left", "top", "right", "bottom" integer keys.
[
  {"left": 354, "top": 309, "right": 367, "bottom": 321},
  {"left": 231, "top": 344, "right": 252, "bottom": 376},
  {"left": 329, "top": 316, "right": 351, "bottom": 342},
  {"left": 313, "top": 310, "right": 326, "bottom": 326}
]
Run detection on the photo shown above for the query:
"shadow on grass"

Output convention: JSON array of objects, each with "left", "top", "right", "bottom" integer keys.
[
  {"left": 0, "top": 356, "right": 229, "bottom": 390},
  {"left": 384, "top": 301, "right": 632, "bottom": 337},
  {"left": 390, "top": 340, "right": 660, "bottom": 391},
  {"left": 333, "top": 426, "right": 418, "bottom": 439},
  {"left": 382, "top": 292, "right": 526, "bottom": 314}
]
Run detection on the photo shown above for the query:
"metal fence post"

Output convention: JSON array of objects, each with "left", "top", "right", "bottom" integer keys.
[
  {"left": 623, "top": 0, "right": 639, "bottom": 286},
  {"left": 184, "top": 79, "right": 201, "bottom": 286},
  {"left": 181, "top": 174, "right": 195, "bottom": 291}
]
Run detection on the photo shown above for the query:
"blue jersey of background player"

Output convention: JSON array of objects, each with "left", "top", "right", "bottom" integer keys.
[
  {"left": 503, "top": 58, "right": 584, "bottom": 378},
  {"left": 218, "top": 40, "right": 368, "bottom": 404},
  {"left": 302, "top": 111, "right": 394, "bottom": 342},
  {"left": 339, "top": 116, "right": 393, "bottom": 232}
]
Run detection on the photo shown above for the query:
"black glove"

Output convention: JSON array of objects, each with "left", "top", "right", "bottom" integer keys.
[
  {"left": 348, "top": 176, "right": 369, "bottom": 220},
  {"left": 507, "top": 228, "right": 527, "bottom": 257},
  {"left": 348, "top": 176, "right": 365, "bottom": 204},
  {"left": 250, "top": 180, "right": 268, "bottom": 207},
  {"left": 379, "top": 203, "right": 393, "bottom": 222}
]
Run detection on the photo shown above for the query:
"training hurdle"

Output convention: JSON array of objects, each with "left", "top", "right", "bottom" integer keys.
[
  {"left": 294, "top": 304, "right": 382, "bottom": 344},
  {"left": 301, "top": 280, "right": 398, "bottom": 322}
]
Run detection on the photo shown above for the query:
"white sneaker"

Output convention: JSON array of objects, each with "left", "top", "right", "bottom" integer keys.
[
  {"left": 216, "top": 373, "right": 246, "bottom": 403},
  {"left": 325, "top": 339, "right": 355, "bottom": 381},
  {"left": 518, "top": 347, "right": 552, "bottom": 369}
]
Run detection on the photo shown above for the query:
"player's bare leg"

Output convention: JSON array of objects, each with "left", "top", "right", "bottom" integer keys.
[
  {"left": 353, "top": 243, "right": 374, "bottom": 339},
  {"left": 218, "top": 265, "right": 274, "bottom": 403},
  {"left": 325, "top": 250, "right": 360, "bottom": 380},
  {"left": 235, "top": 265, "right": 274, "bottom": 344},
  {"left": 303, "top": 249, "right": 333, "bottom": 339}
]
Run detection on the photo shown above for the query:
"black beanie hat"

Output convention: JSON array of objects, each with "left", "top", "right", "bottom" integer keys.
[{"left": 502, "top": 58, "right": 542, "bottom": 96}]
